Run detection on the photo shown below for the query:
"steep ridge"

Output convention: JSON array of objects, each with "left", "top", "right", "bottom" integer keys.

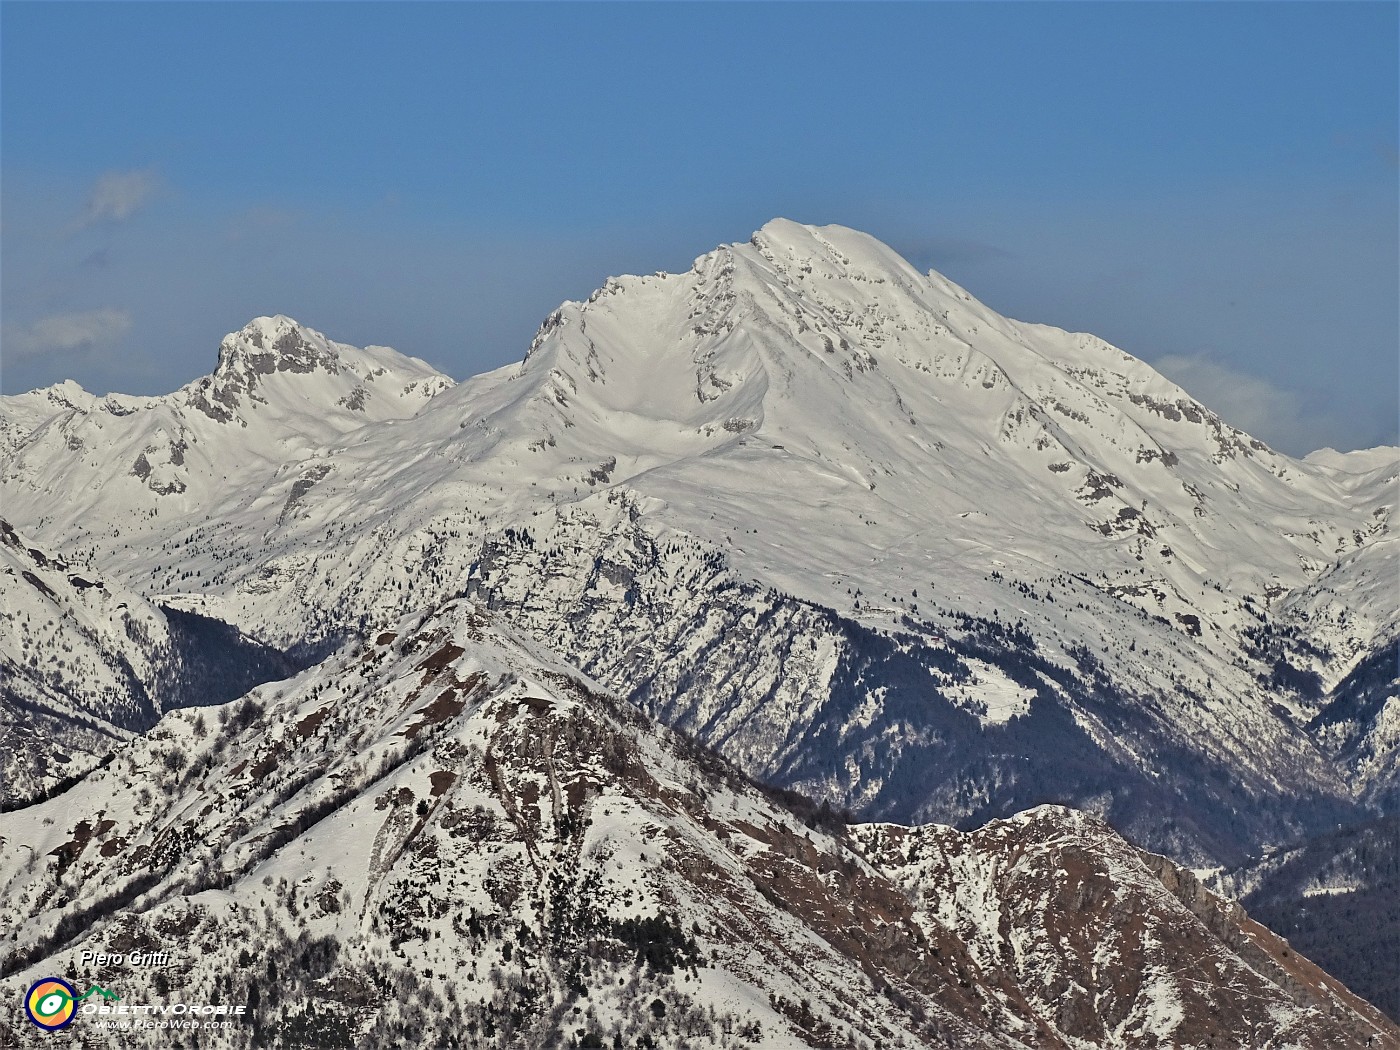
[
  {"left": 0, "top": 518, "right": 300, "bottom": 807},
  {"left": 1, "top": 598, "right": 1393, "bottom": 1049},
  {"left": 1208, "top": 813, "right": 1400, "bottom": 1023},
  {"left": 0, "top": 223, "right": 1392, "bottom": 866},
  {"left": 854, "top": 809, "right": 1398, "bottom": 1048},
  {"left": 1, "top": 519, "right": 167, "bottom": 731},
  {"left": 1, "top": 518, "right": 146, "bottom": 806},
  {"left": 0, "top": 316, "right": 452, "bottom": 569}
]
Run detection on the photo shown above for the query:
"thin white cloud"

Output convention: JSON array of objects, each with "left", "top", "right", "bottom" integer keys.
[
  {"left": 1153, "top": 355, "right": 1298, "bottom": 437},
  {"left": 5, "top": 309, "right": 132, "bottom": 361},
  {"left": 67, "top": 169, "right": 160, "bottom": 233},
  {"left": 1151, "top": 353, "right": 1346, "bottom": 457}
]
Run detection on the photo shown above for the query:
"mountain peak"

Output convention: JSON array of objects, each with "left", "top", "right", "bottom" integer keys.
[
  {"left": 182, "top": 316, "right": 451, "bottom": 426},
  {"left": 746, "top": 218, "right": 930, "bottom": 284},
  {"left": 214, "top": 315, "right": 340, "bottom": 378},
  {"left": 496, "top": 219, "right": 1306, "bottom": 505},
  {"left": 750, "top": 215, "right": 816, "bottom": 245},
  {"left": 183, "top": 316, "right": 346, "bottom": 424}
]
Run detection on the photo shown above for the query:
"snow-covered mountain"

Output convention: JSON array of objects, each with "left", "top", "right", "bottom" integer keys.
[
  {"left": 1, "top": 518, "right": 147, "bottom": 804},
  {"left": 0, "top": 315, "right": 451, "bottom": 556},
  {"left": 2, "top": 599, "right": 1393, "bottom": 1048},
  {"left": 0, "top": 517, "right": 302, "bottom": 807},
  {"left": 2, "top": 222, "right": 1393, "bottom": 870}
]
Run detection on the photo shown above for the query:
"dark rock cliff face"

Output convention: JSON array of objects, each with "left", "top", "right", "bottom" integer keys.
[{"left": 189, "top": 325, "right": 345, "bottom": 423}]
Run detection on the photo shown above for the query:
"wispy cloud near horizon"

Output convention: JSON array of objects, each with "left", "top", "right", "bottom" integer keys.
[
  {"left": 65, "top": 169, "right": 160, "bottom": 234},
  {"left": 5, "top": 308, "right": 132, "bottom": 362},
  {"left": 1150, "top": 353, "right": 1381, "bottom": 458}
]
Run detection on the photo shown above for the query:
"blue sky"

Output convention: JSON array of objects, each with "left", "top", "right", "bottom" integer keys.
[{"left": 3, "top": 1, "right": 1396, "bottom": 454}]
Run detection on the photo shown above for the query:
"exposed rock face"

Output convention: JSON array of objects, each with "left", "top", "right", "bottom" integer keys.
[
  {"left": 854, "top": 810, "right": 1399, "bottom": 1049},
  {"left": 1, "top": 600, "right": 1395, "bottom": 1048},
  {"left": 187, "top": 319, "right": 345, "bottom": 422}
]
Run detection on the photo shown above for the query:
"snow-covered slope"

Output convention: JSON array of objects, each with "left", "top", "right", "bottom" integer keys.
[
  {"left": 0, "top": 316, "right": 452, "bottom": 564},
  {"left": 0, "top": 518, "right": 301, "bottom": 807},
  {"left": 1, "top": 518, "right": 143, "bottom": 806},
  {"left": 854, "top": 808, "right": 1398, "bottom": 1048},
  {"left": 0, "top": 382, "right": 101, "bottom": 460},
  {"left": 2, "top": 599, "right": 1393, "bottom": 1049},
  {"left": 1, "top": 223, "right": 1392, "bottom": 865}
]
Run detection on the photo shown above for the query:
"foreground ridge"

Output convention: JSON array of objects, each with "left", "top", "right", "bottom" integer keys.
[{"left": 1, "top": 599, "right": 1394, "bottom": 1047}]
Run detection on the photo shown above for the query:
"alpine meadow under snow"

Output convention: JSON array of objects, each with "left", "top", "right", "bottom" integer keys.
[{"left": 1, "top": 221, "right": 1396, "bottom": 1047}]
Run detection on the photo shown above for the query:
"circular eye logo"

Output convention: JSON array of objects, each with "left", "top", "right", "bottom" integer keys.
[{"left": 25, "top": 978, "right": 77, "bottom": 1031}]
